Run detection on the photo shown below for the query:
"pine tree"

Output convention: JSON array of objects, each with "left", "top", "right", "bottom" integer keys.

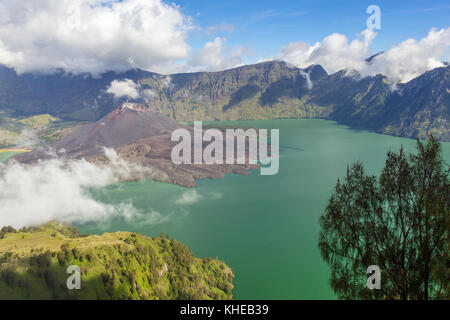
[{"left": 319, "top": 135, "right": 449, "bottom": 299}]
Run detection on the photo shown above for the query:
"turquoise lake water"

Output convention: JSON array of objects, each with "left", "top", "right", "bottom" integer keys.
[
  {"left": 78, "top": 120, "right": 450, "bottom": 299},
  {"left": 6, "top": 119, "right": 448, "bottom": 299},
  {"left": 0, "top": 151, "right": 21, "bottom": 162}
]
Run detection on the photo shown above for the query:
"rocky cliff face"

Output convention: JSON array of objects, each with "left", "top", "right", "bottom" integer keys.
[
  {"left": 378, "top": 67, "right": 450, "bottom": 140},
  {"left": 0, "top": 61, "right": 448, "bottom": 140}
]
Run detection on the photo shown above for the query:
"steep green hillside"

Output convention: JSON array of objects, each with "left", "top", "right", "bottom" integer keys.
[
  {"left": 18, "top": 114, "right": 59, "bottom": 127},
  {"left": 0, "top": 223, "right": 234, "bottom": 300},
  {"left": 142, "top": 62, "right": 330, "bottom": 121}
]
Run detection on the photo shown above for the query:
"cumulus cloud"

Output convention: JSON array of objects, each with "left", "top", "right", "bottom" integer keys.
[
  {"left": 187, "top": 37, "right": 250, "bottom": 72},
  {"left": 361, "top": 28, "right": 450, "bottom": 83},
  {"left": 106, "top": 79, "right": 157, "bottom": 101},
  {"left": 0, "top": 0, "right": 192, "bottom": 75},
  {"left": 277, "top": 29, "right": 376, "bottom": 75},
  {"left": 106, "top": 79, "right": 140, "bottom": 99},
  {"left": 277, "top": 27, "right": 450, "bottom": 83},
  {"left": 0, "top": 0, "right": 447, "bottom": 81},
  {"left": 0, "top": 148, "right": 166, "bottom": 228}
]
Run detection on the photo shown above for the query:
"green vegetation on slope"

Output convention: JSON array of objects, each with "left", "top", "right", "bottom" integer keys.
[
  {"left": 18, "top": 114, "right": 59, "bottom": 127},
  {"left": 0, "top": 111, "right": 79, "bottom": 147},
  {"left": 0, "top": 151, "right": 24, "bottom": 162},
  {"left": 0, "top": 223, "right": 234, "bottom": 300}
]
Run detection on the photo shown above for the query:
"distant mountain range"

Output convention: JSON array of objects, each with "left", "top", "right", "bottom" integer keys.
[{"left": 0, "top": 60, "right": 448, "bottom": 141}]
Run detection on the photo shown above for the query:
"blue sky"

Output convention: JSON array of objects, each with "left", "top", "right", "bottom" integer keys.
[{"left": 177, "top": 0, "right": 450, "bottom": 64}]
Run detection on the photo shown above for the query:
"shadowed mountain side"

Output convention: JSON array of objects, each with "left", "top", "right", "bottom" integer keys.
[{"left": 12, "top": 103, "right": 258, "bottom": 187}]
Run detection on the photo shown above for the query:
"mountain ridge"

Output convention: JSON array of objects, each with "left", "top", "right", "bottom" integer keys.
[{"left": 0, "top": 60, "right": 448, "bottom": 141}]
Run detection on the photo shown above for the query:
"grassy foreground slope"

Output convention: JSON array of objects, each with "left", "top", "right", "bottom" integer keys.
[{"left": 0, "top": 223, "right": 234, "bottom": 300}]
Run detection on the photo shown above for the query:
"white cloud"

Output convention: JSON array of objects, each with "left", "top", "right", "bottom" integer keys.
[
  {"left": 106, "top": 79, "right": 158, "bottom": 101},
  {"left": 0, "top": 148, "right": 165, "bottom": 228},
  {"left": 277, "top": 29, "right": 376, "bottom": 75},
  {"left": 0, "top": 0, "right": 446, "bottom": 81},
  {"left": 0, "top": 1, "right": 247, "bottom": 75},
  {"left": 0, "top": 0, "right": 192, "bottom": 75},
  {"left": 106, "top": 79, "right": 140, "bottom": 99},
  {"left": 361, "top": 28, "right": 450, "bottom": 83},
  {"left": 15, "top": 128, "right": 41, "bottom": 147},
  {"left": 277, "top": 27, "right": 450, "bottom": 83},
  {"left": 161, "top": 76, "right": 173, "bottom": 89},
  {"left": 299, "top": 70, "right": 313, "bottom": 90},
  {"left": 187, "top": 37, "right": 250, "bottom": 72},
  {"left": 141, "top": 89, "right": 156, "bottom": 101}
]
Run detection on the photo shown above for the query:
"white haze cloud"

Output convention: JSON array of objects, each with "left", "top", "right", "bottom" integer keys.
[
  {"left": 141, "top": 89, "right": 156, "bottom": 101},
  {"left": 187, "top": 37, "right": 250, "bottom": 72},
  {"left": 299, "top": 70, "right": 313, "bottom": 90},
  {"left": 16, "top": 128, "right": 41, "bottom": 147},
  {"left": 0, "top": 148, "right": 166, "bottom": 229},
  {"left": 0, "top": 0, "right": 191, "bottom": 75},
  {"left": 205, "top": 23, "right": 235, "bottom": 36},
  {"left": 161, "top": 76, "right": 173, "bottom": 89},
  {"left": 0, "top": 128, "right": 40, "bottom": 147},
  {"left": 174, "top": 190, "right": 223, "bottom": 205},
  {"left": 175, "top": 190, "right": 202, "bottom": 205},
  {"left": 277, "top": 27, "right": 450, "bottom": 83}
]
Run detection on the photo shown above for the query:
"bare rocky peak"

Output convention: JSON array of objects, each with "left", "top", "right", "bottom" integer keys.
[{"left": 119, "top": 102, "right": 150, "bottom": 113}]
